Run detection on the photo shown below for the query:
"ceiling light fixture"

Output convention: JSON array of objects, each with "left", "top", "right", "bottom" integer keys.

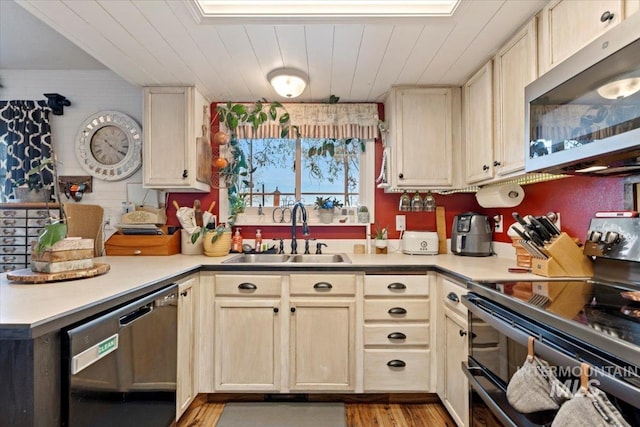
[
  {"left": 268, "top": 68, "right": 308, "bottom": 98},
  {"left": 597, "top": 77, "right": 640, "bottom": 99}
]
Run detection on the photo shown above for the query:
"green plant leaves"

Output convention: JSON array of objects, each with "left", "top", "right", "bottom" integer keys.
[{"left": 34, "top": 222, "right": 67, "bottom": 253}]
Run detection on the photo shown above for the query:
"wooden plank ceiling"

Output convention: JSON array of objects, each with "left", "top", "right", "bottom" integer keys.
[{"left": 12, "top": 0, "right": 547, "bottom": 102}]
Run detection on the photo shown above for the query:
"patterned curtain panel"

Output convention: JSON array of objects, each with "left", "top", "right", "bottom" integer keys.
[{"left": 0, "top": 100, "right": 53, "bottom": 202}]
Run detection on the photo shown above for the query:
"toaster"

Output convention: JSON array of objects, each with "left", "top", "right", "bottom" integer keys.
[{"left": 402, "top": 231, "right": 439, "bottom": 255}]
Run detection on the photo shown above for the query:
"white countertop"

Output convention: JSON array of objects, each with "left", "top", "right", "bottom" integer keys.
[{"left": 0, "top": 252, "right": 542, "bottom": 334}]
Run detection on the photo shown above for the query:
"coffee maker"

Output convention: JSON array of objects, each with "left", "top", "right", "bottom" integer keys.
[{"left": 451, "top": 212, "right": 492, "bottom": 256}]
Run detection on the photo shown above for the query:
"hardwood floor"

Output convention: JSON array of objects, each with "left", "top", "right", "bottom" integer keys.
[{"left": 177, "top": 395, "right": 457, "bottom": 427}]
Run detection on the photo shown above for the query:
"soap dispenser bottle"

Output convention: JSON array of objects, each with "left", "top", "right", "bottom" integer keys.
[
  {"left": 232, "top": 228, "right": 243, "bottom": 252},
  {"left": 255, "top": 229, "right": 263, "bottom": 253}
]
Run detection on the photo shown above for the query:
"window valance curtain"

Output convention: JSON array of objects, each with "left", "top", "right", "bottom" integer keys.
[{"left": 222, "top": 103, "right": 380, "bottom": 140}]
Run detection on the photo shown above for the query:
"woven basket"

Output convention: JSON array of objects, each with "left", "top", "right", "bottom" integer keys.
[{"left": 204, "top": 230, "right": 231, "bottom": 257}]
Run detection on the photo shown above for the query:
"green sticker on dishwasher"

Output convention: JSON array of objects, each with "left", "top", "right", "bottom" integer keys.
[{"left": 97, "top": 336, "right": 117, "bottom": 356}]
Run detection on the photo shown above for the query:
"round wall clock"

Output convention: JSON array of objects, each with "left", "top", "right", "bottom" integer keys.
[{"left": 75, "top": 111, "right": 142, "bottom": 181}]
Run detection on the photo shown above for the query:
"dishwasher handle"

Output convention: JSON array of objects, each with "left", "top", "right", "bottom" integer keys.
[{"left": 119, "top": 303, "right": 153, "bottom": 326}]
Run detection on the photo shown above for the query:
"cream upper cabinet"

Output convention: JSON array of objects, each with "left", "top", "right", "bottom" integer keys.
[
  {"left": 384, "top": 87, "right": 461, "bottom": 190},
  {"left": 177, "top": 276, "right": 198, "bottom": 421},
  {"left": 289, "top": 274, "right": 356, "bottom": 392},
  {"left": 463, "top": 61, "right": 494, "bottom": 184},
  {"left": 493, "top": 19, "right": 537, "bottom": 178},
  {"left": 143, "top": 86, "right": 210, "bottom": 192},
  {"left": 538, "top": 0, "right": 624, "bottom": 75}
]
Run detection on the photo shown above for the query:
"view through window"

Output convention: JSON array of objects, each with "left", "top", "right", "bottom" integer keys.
[{"left": 237, "top": 138, "right": 363, "bottom": 208}]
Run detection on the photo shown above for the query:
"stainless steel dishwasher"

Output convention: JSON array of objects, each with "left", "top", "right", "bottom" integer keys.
[{"left": 63, "top": 285, "right": 178, "bottom": 427}]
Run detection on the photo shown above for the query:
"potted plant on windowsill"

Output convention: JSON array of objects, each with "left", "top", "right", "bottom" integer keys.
[{"left": 314, "top": 196, "right": 343, "bottom": 224}]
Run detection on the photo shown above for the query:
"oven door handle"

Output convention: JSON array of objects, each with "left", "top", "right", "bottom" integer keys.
[{"left": 462, "top": 362, "right": 519, "bottom": 427}]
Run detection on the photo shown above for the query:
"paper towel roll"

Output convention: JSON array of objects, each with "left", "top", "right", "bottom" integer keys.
[{"left": 475, "top": 183, "right": 525, "bottom": 208}]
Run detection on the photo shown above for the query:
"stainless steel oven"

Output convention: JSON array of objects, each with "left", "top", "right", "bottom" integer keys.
[{"left": 462, "top": 217, "right": 640, "bottom": 427}]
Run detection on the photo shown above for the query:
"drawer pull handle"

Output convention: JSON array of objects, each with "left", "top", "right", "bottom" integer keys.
[
  {"left": 238, "top": 282, "right": 257, "bottom": 290},
  {"left": 2, "top": 238, "right": 16, "bottom": 244},
  {"left": 447, "top": 292, "right": 459, "bottom": 303},
  {"left": 313, "top": 282, "right": 332, "bottom": 290},
  {"left": 2, "top": 247, "right": 16, "bottom": 253},
  {"left": 133, "top": 250, "right": 142, "bottom": 255},
  {"left": 387, "top": 332, "right": 407, "bottom": 340},
  {"left": 3, "top": 219, "right": 16, "bottom": 225},
  {"left": 388, "top": 307, "right": 407, "bottom": 315},
  {"left": 387, "top": 360, "right": 406, "bottom": 368},
  {"left": 3, "top": 256, "right": 17, "bottom": 262},
  {"left": 2, "top": 229, "right": 16, "bottom": 236},
  {"left": 387, "top": 282, "right": 406, "bottom": 290}
]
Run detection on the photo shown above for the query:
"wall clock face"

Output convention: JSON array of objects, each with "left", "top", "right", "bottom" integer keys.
[{"left": 75, "top": 111, "right": 142, "bottom": 181}]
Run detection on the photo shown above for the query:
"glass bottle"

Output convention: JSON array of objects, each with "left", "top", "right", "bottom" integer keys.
[{"left": 399, "top": 191, "right": 411, "bottom": 211}]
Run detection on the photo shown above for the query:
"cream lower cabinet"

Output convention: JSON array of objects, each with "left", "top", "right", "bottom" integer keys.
[
  {"left": 213, "top": 274, "right": 282, "bottom": 391},
  {"left": 289, "top": 274, "right": 356, "bottom": 391},
  {"left": 436, "top": 276, "right": 469, "bottom": 427},
  {"left": 177, "top": 275, "right": 199, "bottom": 420},
  {"left": 363, "top": 274, "right": 432, "bottom": 392}
]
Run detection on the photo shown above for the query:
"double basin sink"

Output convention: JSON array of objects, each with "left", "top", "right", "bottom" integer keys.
[{"left": 223, "top": 253, "right": 351, "bottom": 264}]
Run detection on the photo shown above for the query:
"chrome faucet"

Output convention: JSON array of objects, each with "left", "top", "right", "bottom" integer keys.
[{"left": 291, "top": 201, "right": 310, "bottom": 254}]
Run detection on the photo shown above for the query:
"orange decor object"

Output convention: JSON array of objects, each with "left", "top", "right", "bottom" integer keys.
[
  {"left": 213, "top": 157, "right": 228, "bottom": 169},
  {"left": 213, "top": 131, "right": 230, "bottom": 145}
]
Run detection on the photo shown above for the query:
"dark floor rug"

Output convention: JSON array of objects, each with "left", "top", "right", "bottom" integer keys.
[{"left": 216, "top": 402, "right": 347, "bottom": 427}]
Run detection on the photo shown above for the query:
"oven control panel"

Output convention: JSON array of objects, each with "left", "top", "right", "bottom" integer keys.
[{"left": 584, "top": 218, "right": 640, "bottom": 261}]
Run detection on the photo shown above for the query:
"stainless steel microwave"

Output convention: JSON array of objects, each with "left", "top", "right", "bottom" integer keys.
[{"left": 525, "top": 12, "right": 640, "bottom": 176}]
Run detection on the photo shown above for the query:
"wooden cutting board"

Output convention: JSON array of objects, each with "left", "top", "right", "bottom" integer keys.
[
  {"left": 7, "top": 263, "right": 110, "bottom": 284},
  {"left": 436, "top": 206, "right": 447, "bottom": 254}
]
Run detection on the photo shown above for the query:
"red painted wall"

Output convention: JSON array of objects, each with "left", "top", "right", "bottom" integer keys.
[{"left": 166, "top": 103, "right": 627, "bottom": 244}]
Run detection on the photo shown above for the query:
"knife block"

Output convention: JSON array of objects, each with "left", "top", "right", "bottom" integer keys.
[{"left": 531, "top": 233, "right": 593, "bottom": 278}]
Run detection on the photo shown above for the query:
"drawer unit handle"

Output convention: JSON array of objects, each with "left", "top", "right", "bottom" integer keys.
[
  {"left": 3, "top": 219, "right": 16, "bottom": 226},
  {"left": 447, "top": 292, "right": 460, "bottom": 303},
  {"left": 388, "top": 307, "right": 407, "bottom": 315},
  {"left": 2, "top": 211, "right": 17, "bottom": 217},
  {"left": 2, "top": 229, "right": 16, "bottom": 236},
  {"left": 238, "top": 282, "right": 257, "bottom": 290},
  {"left": 2, "top": 256, "right": 17, "bottom": 262},
  {"left": 313, "top": 282, "right": 332, "bottom": 290},
  {"left": 387, "top": 282, "right": 406, "bottom": 290},
  {"left": 133, "top": 250, "right": 142, "bottom": 255},
  {"left": 2, "top": 247, "right": 16, "bottom": 253},
  {"left": 387, "top": 360, "right": 406, "bottom": 368},
  {"left": 2, "top": 238, "right": 16, "bottom": 244},
  {"left": 35, "top": 219, "right": 46, "bottom": 226},
  {"left": 387, "top": 332, "right": 407, "bottom": 340}
]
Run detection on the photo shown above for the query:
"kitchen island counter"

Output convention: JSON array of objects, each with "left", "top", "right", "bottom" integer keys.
[{"left": 0, "top": 252, "right": 543, "bottom": 338}]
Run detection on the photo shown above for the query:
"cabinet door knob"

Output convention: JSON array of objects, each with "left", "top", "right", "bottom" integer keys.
[
  {"left": 388, "top": 307, "right": 407, "bottom": 315},
  {"left": 482, "top": 164, "right": 489, "bottom": 171},
  {"left": 180, "top": 291, "right": 188, "bottom": 297},
  {"left": 290, "top": 307, "right": 296, "bottom": 313},
  {"left": 387, "top": 360, "right": 406, "bottom": 368},
  {"left": 273, "top": 307, "right": 279, "bottom": 313},
  {"left": 387, "top": 332, "right": 407, "bottom": 340},
  {"left": 493, "top": 161, "right": 501, "bottom": 167},
  {"left": 387, "top": 282, "right": 406, "bottom": 290},
  {"left": 459, "top": 330, "right": 467, "bottom": 337},
  {"left": 600, "top": 10, "right": 614, "bottom": 22},
  {"left": 238, "top": 282, "right": 257, "bottom": 290},
  {"left": 182, "top": 169, "right": 188, "bottom": 178},
  {"left": 447, "top": 292, "right": 460, "bottom": 303},
  {"left": 398, "top": 173, "right": 404, "bottom": 179},
  {"left": 313, "top": 282, "right": 332, "bottom": 290}
]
